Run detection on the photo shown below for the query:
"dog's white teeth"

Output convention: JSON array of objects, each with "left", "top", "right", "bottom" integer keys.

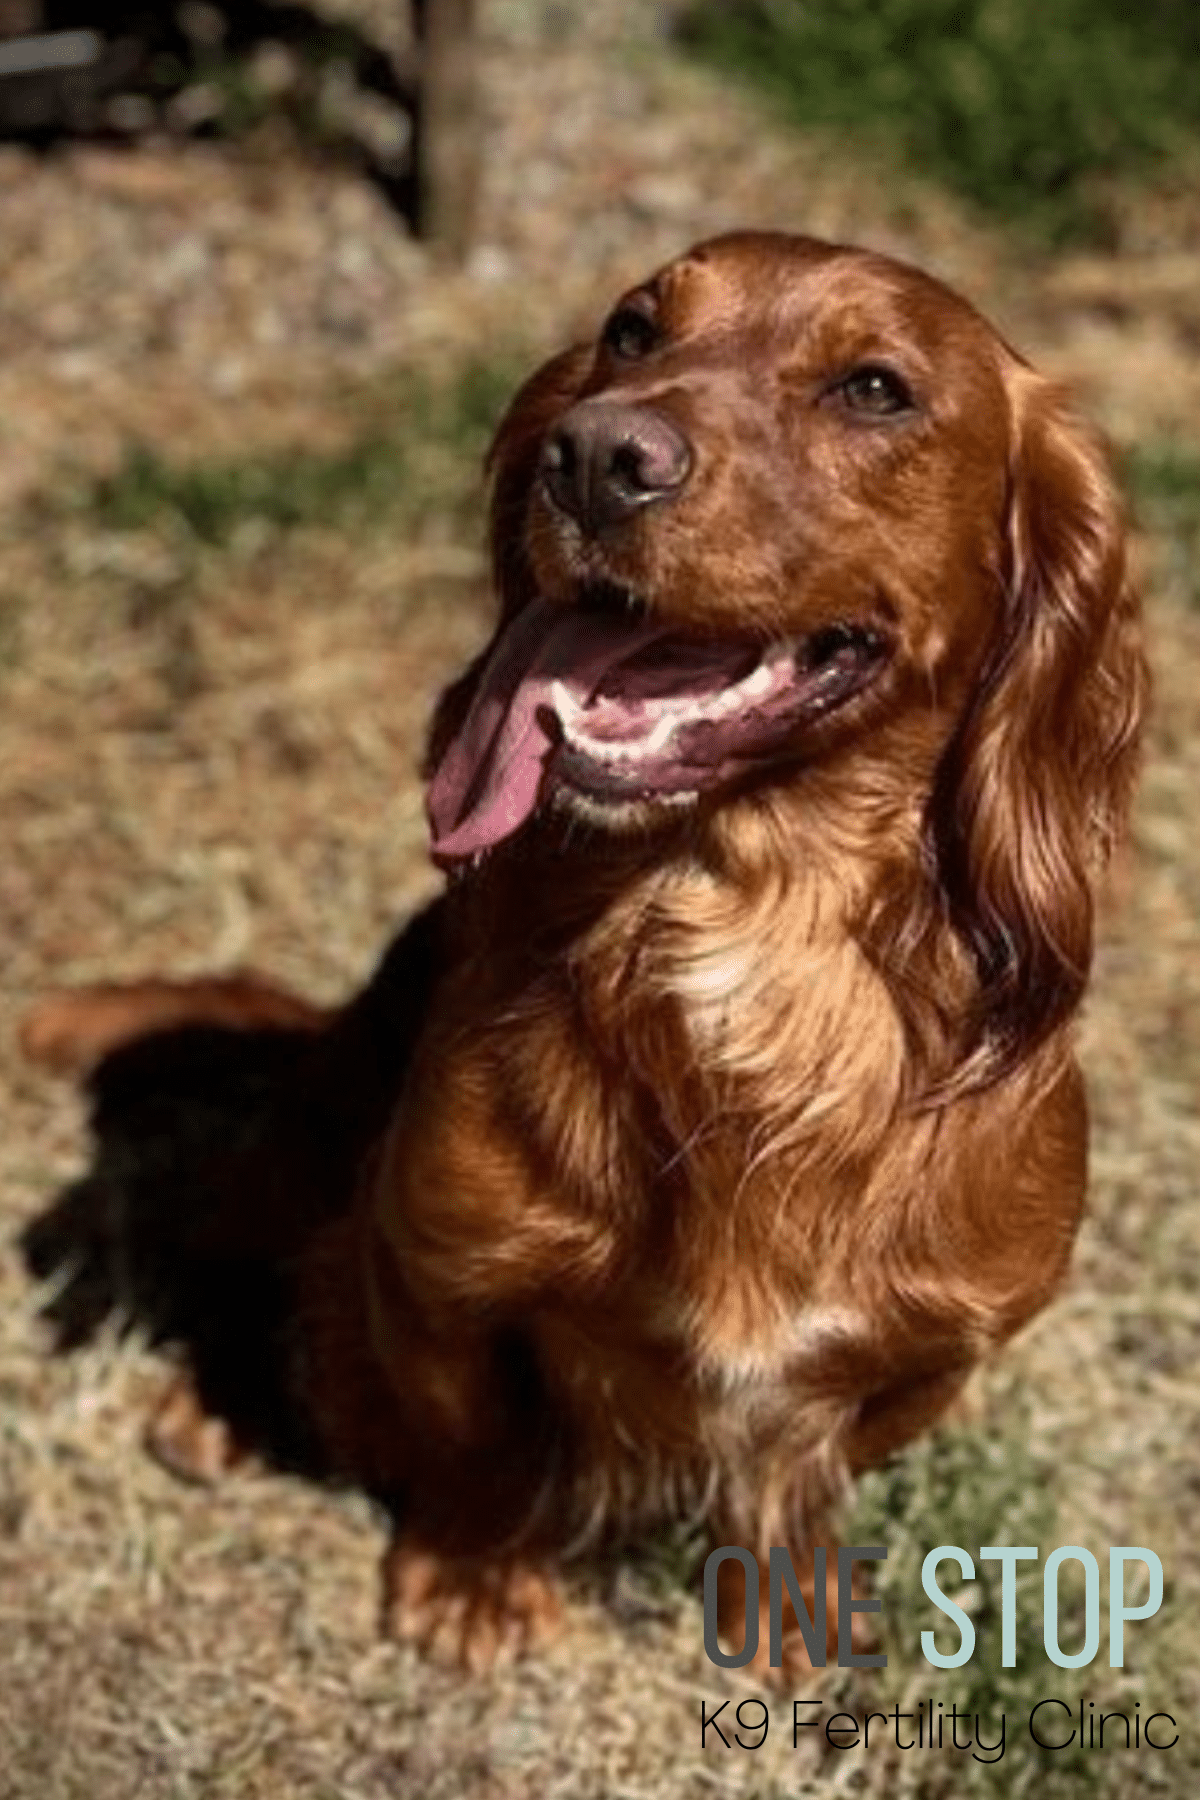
[
  {"left": 740, "top": 660, "right": 776, "bottom": 698},
  {"left": 581, "top": 737, "right": 637, "bottom": 765},
  {"left": 712, "top": 684, "right": 747, "bottom": 718},
  {"left": 645, "top": 712, "right": 681, "bottom": 753},
  {"left": 556, "top": 638, "right": 801, "bottom": 767},
  {"left": 551, "top": 679, "right": 585, "bottom": 724}
]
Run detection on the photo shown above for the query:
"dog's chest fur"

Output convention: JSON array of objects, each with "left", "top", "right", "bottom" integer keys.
[{"left": 501, "top": 862, "right": 912, "bottom": 1400}]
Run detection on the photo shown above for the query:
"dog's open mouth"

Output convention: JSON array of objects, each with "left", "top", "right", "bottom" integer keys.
[{"left": 426, "top": 596, "right": 889, "bottom": 864}]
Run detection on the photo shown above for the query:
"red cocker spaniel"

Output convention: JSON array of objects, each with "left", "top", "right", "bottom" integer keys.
[{"left": 23, "top": 232, "right": 1146, "bottom": 1677}]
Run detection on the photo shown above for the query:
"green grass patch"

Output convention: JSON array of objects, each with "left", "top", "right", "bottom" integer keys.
[
  {"left": 678, "top": 0, "right": 1200, "bottom": 244},
  {"left": 92, "top": 436, "right": 410, "bottom": 543},
  {"left": 1125, "top": 439, "right": 1200, "bottom": 612},
  {"left": 86, "top": 360, "right": 520, "bottom": 548},
  {"left": 622, "top": 1412, "right": 1167, "bottom": 1795},
  {"left": 846, "top": 1419, "right": 1133, "bottom": 1797}
]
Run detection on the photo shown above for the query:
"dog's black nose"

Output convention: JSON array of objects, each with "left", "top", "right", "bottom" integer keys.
[{"left": 540, "top": 402, "right": 692, "bottom": 534}]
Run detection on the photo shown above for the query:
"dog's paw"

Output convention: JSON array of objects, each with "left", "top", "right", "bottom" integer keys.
[
  {"left": 144, "top": 1374, "right": 247, "bottom": 1486},
  {"left": 382, "top": 1537, "right": 562, "bottom": 1673}
]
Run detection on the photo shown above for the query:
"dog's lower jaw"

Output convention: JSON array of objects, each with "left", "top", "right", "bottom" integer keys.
[{"left": 546, "top": 780, "right": 699, "bottom": 835}]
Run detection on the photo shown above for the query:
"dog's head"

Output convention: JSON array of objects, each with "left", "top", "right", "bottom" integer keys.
[{"left": 426, "top": 232, "right": 1144, "bottom": 1087}]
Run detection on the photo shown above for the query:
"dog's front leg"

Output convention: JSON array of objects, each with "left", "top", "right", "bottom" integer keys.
[
  {"left": 366, "top": 1292, "right": 568, "bottom": 1670},
  {"left": 344, "top": 1076, "right": 607, "bottom": 1668}
]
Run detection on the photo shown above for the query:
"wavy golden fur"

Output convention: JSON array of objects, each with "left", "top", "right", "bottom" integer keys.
[{"left": 23, "top": 233, "right": 1145, "bottom": 1676}]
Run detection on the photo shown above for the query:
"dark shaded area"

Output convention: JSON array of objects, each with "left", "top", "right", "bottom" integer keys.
[
  {"left": 20, "top": 897, "right": 445, "bottom": 1487},
  {"left": 0, "top": 2, "right": 419, "bottom": 219}
]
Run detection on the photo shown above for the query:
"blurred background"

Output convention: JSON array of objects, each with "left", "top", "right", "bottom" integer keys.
[{"left": 0, "top": 4, "right": 1198, "bottom": 1797}]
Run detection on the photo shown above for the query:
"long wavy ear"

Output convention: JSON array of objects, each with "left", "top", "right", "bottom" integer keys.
[
  {"left": 424, "top": 345, "right": 592, "bottom": 774},
  {"left": 929, "top": 368, "right": 1147, "bottom": 1092}
]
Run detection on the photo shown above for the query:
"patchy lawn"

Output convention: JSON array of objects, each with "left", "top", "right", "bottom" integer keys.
[{"left": 1, "top": 5, "right": 1198, "bottom": 1797}]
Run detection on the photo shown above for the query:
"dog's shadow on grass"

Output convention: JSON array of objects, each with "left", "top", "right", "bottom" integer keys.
[
  {"left": 17, "top": 899, "right": 711, "bottom": 1650},
  {"left": 22, "top": 1020, "right": 330, "bottom": 1475},
  {"left": 19, "top": 906, "right": 443, "bottom": 1489}
]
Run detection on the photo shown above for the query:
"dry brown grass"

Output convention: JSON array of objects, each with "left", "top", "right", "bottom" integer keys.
[{"left": 1, "top": 5, "right": 1199, "bottom": 1797}]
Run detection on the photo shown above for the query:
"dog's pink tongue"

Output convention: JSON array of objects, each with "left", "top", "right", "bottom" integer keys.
[{"left": 426, "top": 599, "right": 675, "bottom": 864}]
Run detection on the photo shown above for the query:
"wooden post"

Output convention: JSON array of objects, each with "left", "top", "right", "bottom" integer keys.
[{"left": 411, "top": 0, "right": 481, "bottom": 262}]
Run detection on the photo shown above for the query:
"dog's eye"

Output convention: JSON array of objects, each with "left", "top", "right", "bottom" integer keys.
[
  {"left": 601, "top": 304, "right": 659, "bottom": 361},
  {"left": 835, "top": 365, "right": 914, "bottom": 416}
]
